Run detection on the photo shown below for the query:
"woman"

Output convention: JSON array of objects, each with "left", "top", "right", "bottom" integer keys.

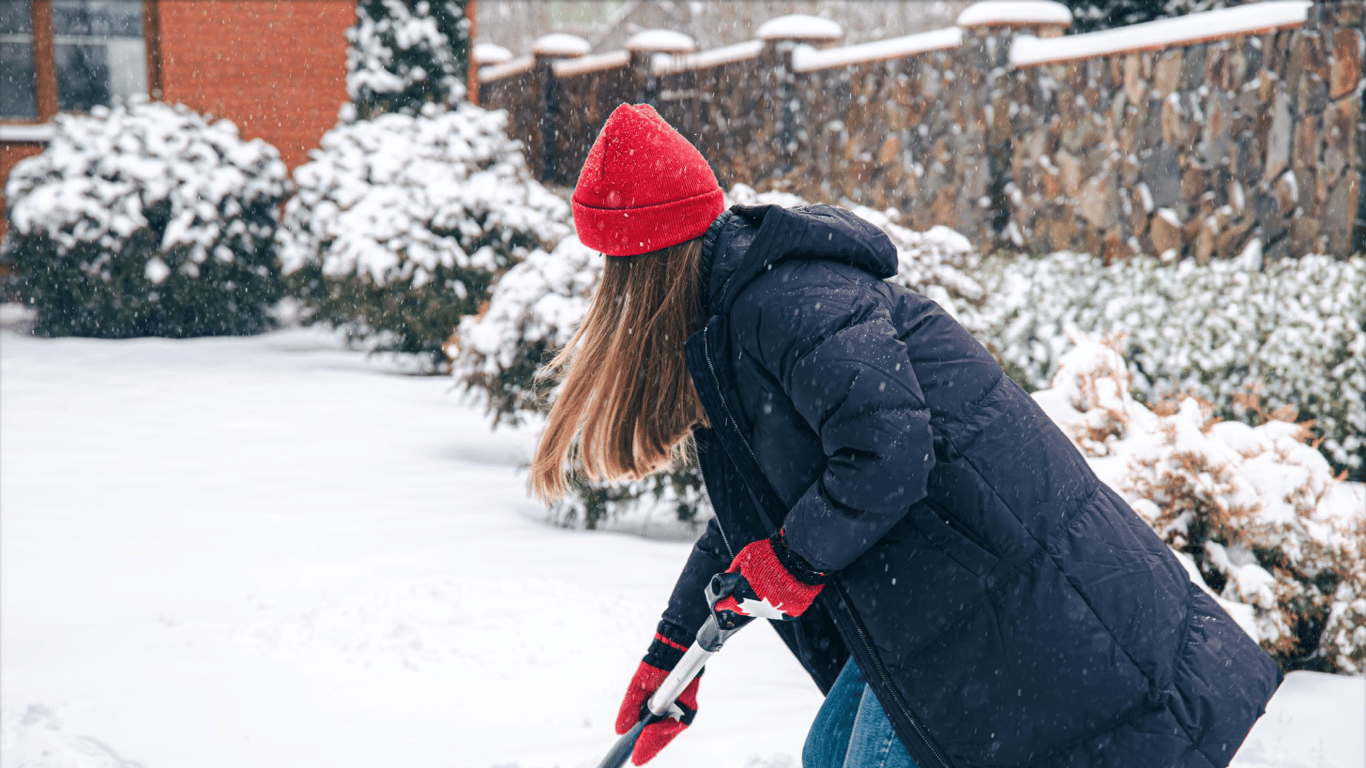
[{"left": 532, "top": 103, "right": 1281, "bottom": 768}]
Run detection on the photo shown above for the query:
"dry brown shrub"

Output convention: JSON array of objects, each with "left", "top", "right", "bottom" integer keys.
[{"left": 1125, "top": 388, "right": 1365, "bottom": 672}]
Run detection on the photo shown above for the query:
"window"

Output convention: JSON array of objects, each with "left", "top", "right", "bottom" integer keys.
[
  {"left": 0, "top": 0, "right": 146, "bottom": 122},
  {"left": 0, "top": 1, "right": 37, "bottom": 119}
]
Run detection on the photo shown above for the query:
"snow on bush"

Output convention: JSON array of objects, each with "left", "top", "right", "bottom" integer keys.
[
  {"left": 278, "top": 103, "right": 570, "bottom": 367},
  {"left": 2, "top": 99, "right": 290, "bottom": 338},
  {"left": 346, "top": 0, "right": 470, "bottom": 121},
  {"left": 974, "top": 250, "right": 1366, "bottom": 480},
  {"left": 1034, "top": 337, "right": 1366, "bottom": 673},
  {"left": 449, "top": 235, "right": 600, "bottom": 425}
]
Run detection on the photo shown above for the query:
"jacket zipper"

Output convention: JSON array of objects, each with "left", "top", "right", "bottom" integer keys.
[
  {"left": 694, "top": 459, "right": 736, "bottom": 560},
  {"left": 699, "top": 322, "right": 955, "bottom": 768},
  {"left": 701, "top": 328, "right": 791, "bottom": 514}
]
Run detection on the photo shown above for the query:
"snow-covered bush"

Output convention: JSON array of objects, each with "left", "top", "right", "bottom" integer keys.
[
  {"left": 974, "top": 250, "right": 1366, "bottom": 479},
  {"left": 450, "top": 235, "right": 601, "bottom": 425},
  {"left": 278, "top": 103, "right": 570, "bottom": 367},
  {"left": 1035, "top": 338, "right": 1366, "bottom": 673},
  {"left": 347, "top": 0, "right": 470, "bottom": 121},
  {"left": 1, "top": 99, "right": 289, "bottom": 338}
]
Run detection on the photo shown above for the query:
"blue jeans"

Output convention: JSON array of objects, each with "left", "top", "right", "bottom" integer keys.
[{"left": 802, "top": 659, "right": 920, "bottom": 768}]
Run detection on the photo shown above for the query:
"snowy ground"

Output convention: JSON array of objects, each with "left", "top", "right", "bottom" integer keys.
[{"left": 2, "top": 328, "right": 1362, "bottom": 768}]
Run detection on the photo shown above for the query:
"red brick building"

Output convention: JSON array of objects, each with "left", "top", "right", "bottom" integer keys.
[{"left": 0, "top": 0, "right": 356, "bottom": 236}]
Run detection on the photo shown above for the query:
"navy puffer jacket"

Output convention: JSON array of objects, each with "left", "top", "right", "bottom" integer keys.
[{"left": 665, "top": 204, "right": 1281, "bottom": 768}]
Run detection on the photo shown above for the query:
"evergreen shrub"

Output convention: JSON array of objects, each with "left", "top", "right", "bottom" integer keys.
[
  {"left": 1, "top": 99, "right": 290, "bottom": 338},
  {"left": 278, "top": 104, "right": 570, "bottom": 368},
  {"left": 346, "top": 0, "right": 470, "bottom": 121}
]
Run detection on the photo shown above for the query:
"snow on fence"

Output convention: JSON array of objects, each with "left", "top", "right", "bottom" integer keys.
[
  {"left": 791, "top": 27, "right": 964, "bottom": 73},
  {"left": 1011, "top": 1, "right": 1312, "bottom": 66},
  {"left": 478, "top": 0, "right": 1364, "bottom": 259}
]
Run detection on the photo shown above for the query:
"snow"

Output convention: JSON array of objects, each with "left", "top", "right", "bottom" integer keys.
[
  {"left": 653, "top": 40, "right": 764, "bottom": 75},
  {"left": 0, "top": 329, "right": 813, "bottom": 768},
  {"left": 3, "top": 328, "right": 1362, "bottom": 768},
  {"left": 554, "top": 51, "right": 631, "bottom": 79},
  {"left": 957, "top": 1, "right": 1072, "bottom": 27},
  {"left": 626, "top": 29, "right": 697, "bottom": 53},
  {"left": 478, "top": 55, "right": 534, "bottom": 82},
  {"left": 532, "top": 33, "right": 591, "bottom": 58},
  {"left": 1012, "top": 1, "right": 1312, "bottom": 67},
  {"left": 473, "top": 43, "right": 513, "bottom": 66},
  {"left": 756, "top": 15, "right": 844, "bottom": 41},
  {"left": 792, "top": 28, "right": 963, "bottom": 73}
]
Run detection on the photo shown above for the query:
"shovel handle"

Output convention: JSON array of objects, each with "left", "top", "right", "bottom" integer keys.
[
  {"left": 596, "top": 715, "right": 654, "bottom": 768},
  {"left": 594, "top": 574, "right": 753, "bottom": 768}
]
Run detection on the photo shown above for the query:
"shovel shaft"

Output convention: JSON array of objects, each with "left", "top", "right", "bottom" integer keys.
[
  {"left": 596, "top": 718, "right": 650, "bottom": 768},
  {"left": 592, "top": 574, "right": 753, "bottom": 768},
  {"left": 646, "top": 641, "right": 712, "bottom": 716}
]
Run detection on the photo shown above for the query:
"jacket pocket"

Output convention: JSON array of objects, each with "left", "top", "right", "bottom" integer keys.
[{"left": 911, "top": 500, "right": 1000, "bottom": 582}]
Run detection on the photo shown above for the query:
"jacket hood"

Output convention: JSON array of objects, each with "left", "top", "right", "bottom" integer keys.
[{"left": 699, "top": 204, "right": 898, "bottom": 316}]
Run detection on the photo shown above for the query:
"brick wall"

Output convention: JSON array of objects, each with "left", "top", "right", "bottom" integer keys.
[
  {"left": 0, "top": 142, "right": 45, "bottom": 243},
  {"left": 157, "top": 0, "right": 353, "bottom": 170}
]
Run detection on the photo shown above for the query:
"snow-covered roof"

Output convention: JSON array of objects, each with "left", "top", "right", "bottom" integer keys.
[
  {"left": 1012, "top": 1, "right": 1311, "bottom": 67},
  {"left": 757, "top": 14, "right": 844, "bottom": 41},
  {"left": 793, "top": 27, "right": 963, "bottom": 73},
  {"left": 553, "top": 50, "right": 630, "bottom": 78},
  {"left": 626, "top": 29, "right": 697, "bottom": 53},
  {"left": 472, "top": 43, "right": 513, "bottom": 66},
  {"left": 478, "top": 56, "right": 534, "bottom": 83},
  {"left": 654, "top": 40, "right": 765, "bottom": 75},
  {"left": 958, "top": 1, "right": 1072, "bottom": 28},
  {"left": 532, "top": 33, "right": 591, "bottom": 57}
]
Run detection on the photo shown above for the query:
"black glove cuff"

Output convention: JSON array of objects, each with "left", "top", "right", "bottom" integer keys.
[
  {"left": 771, "top": 528, "right": 828, "bottom": 586},
  {"left": 644, "top": 618, "right": 693, "bottom": 670}
]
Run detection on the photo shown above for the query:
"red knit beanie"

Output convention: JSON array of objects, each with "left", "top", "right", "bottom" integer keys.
[{"left": 572, "top": 103, "right": 724, "bottom": 257}]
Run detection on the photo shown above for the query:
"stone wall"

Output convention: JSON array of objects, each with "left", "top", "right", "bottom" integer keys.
[
  {"left": 782, "top": 36, "right": 992, "bottom": 242},
  {"left": 480, "top": 2, "right": 1365, "bottom": 259},
  {"left": 1003, "top": 1, "right": 1363, "bottom": 261}
]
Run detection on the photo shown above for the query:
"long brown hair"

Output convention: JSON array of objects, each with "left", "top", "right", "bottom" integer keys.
[{"left": 531, "top": 236, "right": 709, "bottom": 503}]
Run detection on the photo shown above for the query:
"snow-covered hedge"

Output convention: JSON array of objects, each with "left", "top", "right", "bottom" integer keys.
[
  {"left": 1035, "top": 338, "right": 1366, "bottom": 673},
  {"left": 972, "top": 250, "right": 1366, "bottom": 480},
  {"left": 278, "top": 103, "right": 570, "bottom": 367},
  {"left": 2, "top": 99, "right": 290, "bottom": 337}
]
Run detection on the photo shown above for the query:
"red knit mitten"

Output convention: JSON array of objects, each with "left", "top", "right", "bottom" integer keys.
[
  {"left": 713, "top": 529, "right": 826, "bottom": 621},
  {"left": 615, "top": 622, "right": 701, "bottom": 765}
]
